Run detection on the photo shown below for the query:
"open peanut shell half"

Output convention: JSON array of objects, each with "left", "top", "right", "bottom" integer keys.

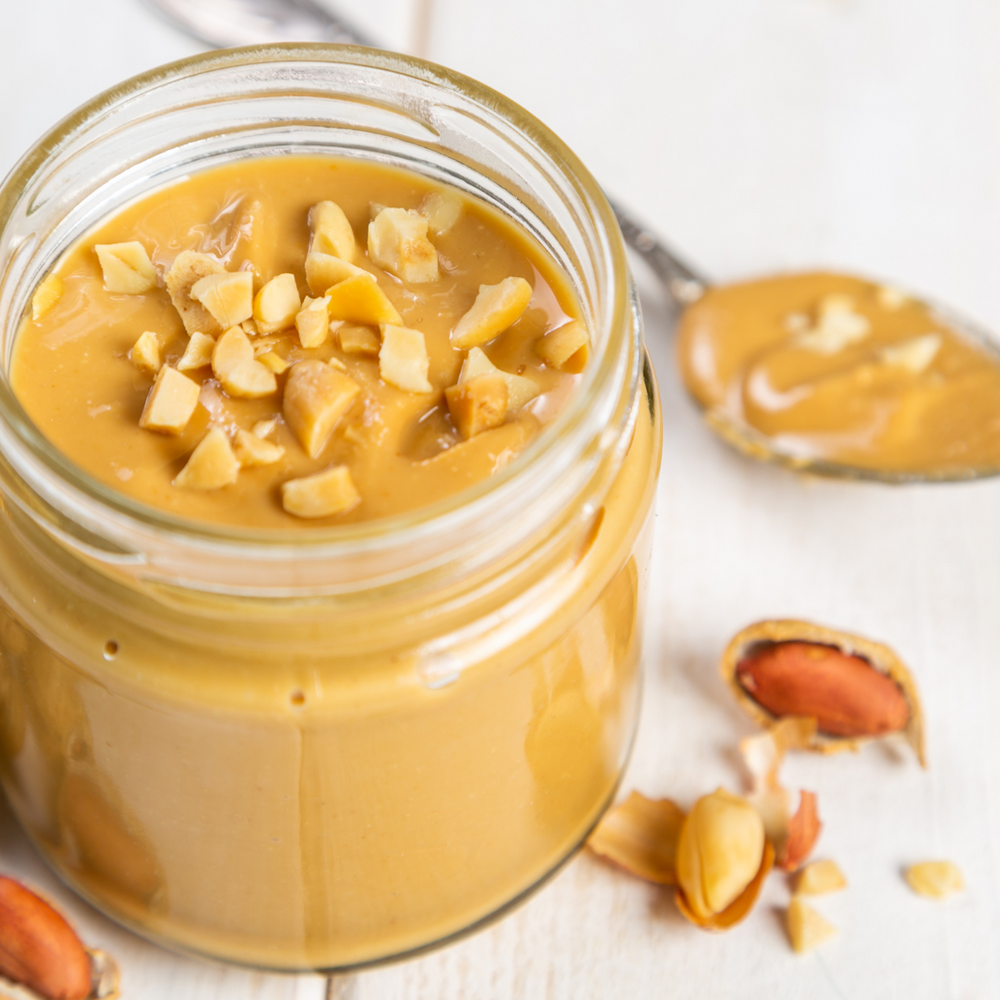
[
  {"left": 675, "top": 840, "right": 775, "bottom": 932},
  {"left": 721, "top": 619, "right": 926, "bottom": 766}
]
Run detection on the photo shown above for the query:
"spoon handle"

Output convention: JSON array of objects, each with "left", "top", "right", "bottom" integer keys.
[
  {"left": 144, "top": 0, "right": 707, "bottom": 307},
  {"left": 142, "top": 0, "right": 375, "bottom": 48},
  {"left": 609, "top": 201, "right": 708, "bottom": 304}
]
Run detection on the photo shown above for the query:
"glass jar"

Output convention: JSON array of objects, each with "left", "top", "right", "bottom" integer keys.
[{"left": 0, "top": 45, "right": 660, "bottom": 971}]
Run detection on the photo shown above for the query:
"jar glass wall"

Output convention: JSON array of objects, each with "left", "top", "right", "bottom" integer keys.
[{"left": 0, "top": 46, "right": 661, "bottom": 970}]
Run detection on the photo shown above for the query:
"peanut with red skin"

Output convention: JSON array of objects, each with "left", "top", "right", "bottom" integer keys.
[
  {"left": 736, "top": 641, "right": 909, "bottom": 738},
  {"left": 0, "top": 875, "right": 91, "bottom": 1000}
]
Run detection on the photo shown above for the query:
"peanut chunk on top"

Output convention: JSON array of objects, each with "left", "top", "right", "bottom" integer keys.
[
  {"left": 368, "top": 207, "right": 439, "bottom": 284},
  {"left": 338, "top": 324, "right": 380, "bottom": 356},
  {"left": 536, "top": 319, "right": 590, "bottom": 372},
  {"left": 174, "top": 427, "right": 240, "bottom": 490},
  {"left": 309, "top": 200, "right": 356, "bottom": 261},
  {"left": 130, "top": 331, "right": 161, "bottom": 375},
  {"left": 421, "top": 190, "right": 463, "bottom": 236},
  {"left": 451, "top": 277, "right": 533, "bottom": 350},
  {"left": 460, "top": 347, "right": 539, "bottom": 410},
  {"left": 378, "top": 325, "right": 433, "bottom": 393},
  {"left": 32, "top": 274, "right": 63, "bottom": 321},
  {"left": 282, "top": 466, "right": 360, "bottom": 518},
  {"left": 295, "top": 296, "right": 332, "bottom": 349},
  {"left": 446, "top": 373, "right": 508, "bottom": 439},
  {"left": 234, "top": 429, "right": 285, "bottom": 467},
  {"left": 212, "top": 326, "right": 278, "bottom": 399},
  {"left": 177, "top": 332, "right": 216, "bottom": 372},
  {"left": 166, "top": 251, "right": 226, "bottom": 335},
  {"left": 326, "top": 273, "right": 401, "bottom": 326},
  {"left": 283, "top": 360, "right": 361, "bottom": 459},
  {"left": 139, "top": 366, "right": 200, "bottom": 435},
  {"left": 304, "top": 253, "right": 370, "bottom": 297},
  {"left": 191, "top": 270, "right": 254, "bottom": 329},
  {"left": 253, "top": 273, "right": 301, "bottom": 335},
  {"left": 95, "top": 241, "right": 157, "bottom": 295}
]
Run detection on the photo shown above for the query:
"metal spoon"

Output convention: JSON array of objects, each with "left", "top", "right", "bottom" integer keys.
[
  {"left": 142, "top": 0, "right": 1000, "bottom": 484},
  {"left": 141, "top": 0, "right": 707, "bottom": 300}
]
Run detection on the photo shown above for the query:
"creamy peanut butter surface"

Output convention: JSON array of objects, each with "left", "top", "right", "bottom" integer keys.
[
  {"left": 677, "top": 272, "right": 1000, "bottom": 475},
  {"left": 14, "top": 157, "right": 589, "bottom": 527}
]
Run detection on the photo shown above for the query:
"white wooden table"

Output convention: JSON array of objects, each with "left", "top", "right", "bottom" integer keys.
[{"left": 4, "top": 1, "right": 1000, "bottom": 996}]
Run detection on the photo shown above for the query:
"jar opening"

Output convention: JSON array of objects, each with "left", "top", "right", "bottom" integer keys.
[{"left": 0, "top": 45, "right": 639, "bottom": 594}]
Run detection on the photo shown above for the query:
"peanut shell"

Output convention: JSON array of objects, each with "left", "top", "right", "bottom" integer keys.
[{"left": 721, "top": 620, "right": 925, "bottom": 766}]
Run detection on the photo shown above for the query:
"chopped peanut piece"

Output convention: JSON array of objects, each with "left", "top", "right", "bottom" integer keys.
[
  {"left": 326, "top": 273, "right": 402, "bottom": 326},
  {"left": 796, "top": 860, "right": 848, "bottom": 896},
  {"left": 253, "top": 273, "right": 301, "bottom": 335},
  {"left": 95, "top": 241, "right": 157, "bottom": 294},
  {"left": 166, "top": 251, "right": 225, "bottom": 334},
  {"left": 421, "top": 190, "right": 463, "bottom": 236},
  {"left": 460, "top": 346, "right": 539, "bottom": 409},
  {"left": 234, "top": 429, "right": 285, "bottom": 467},
  {"left": 368, "top": 207, "right": 439, "bottom": 283},
  {"left": 190, "top": 271, "right": 254, "bottom": 328},
  {"left": 139, "top": 366, "right": 200, "bottom": 435},
  {"left": 295, "top": 296, "right": 332, "bottom": 349},
  {"left": 446, "top": 373, "right": 507, "bottom": 439},
  {"left": 252, "top": 417, "right": 279, "bottom": 439},
  {"left": 304, "top": 252, "right": 371, "bottom": 296},
  {"left": 905, "top": 861, "right": 964, "bottom": 899},
  {"left": 338, "top": 324, "right": 381, "bottom": 356},
  {"left": 308, "top": 200, "right": 356, "bottom": 261},
  {"left": 536, "top": 319, "right": 590, "bottom": 373},
  {"left": 242, "top": 318, "right": 259, "bottom": 337},
  {"left": 130, "top": 331, "right": 161, "bottom": 375},
  {"left": 283, "top": 360, "right": 361, "bottom": 458},
  {"left": 174, "top": 427, "right": 240, "bottom": 490},
  {"left": 258, "top": 351, "right": 289, "bottom": 375},
  {"left": 177, "top": 332, "right": 216, "bottom": 371},
  {"left": 212, "top": 326, "right": 278, "bottom": 399},
  {"left": 281, "top": 465, "right": 360, "bottom": 518},
  {"left": 379, "top": 325, "right": 433, "bottom": 393},
  {"left": 787, "top": 897, "right": 837, "bottom": 954},
  {"left": 451, "top": 277, "right": 533, "bottom": 349},
  {"left": 328, "top": 357, "right": 348, "bottom": 372},
  {"left": 31, "top": 274, "right": 63, "bottom": 320}
]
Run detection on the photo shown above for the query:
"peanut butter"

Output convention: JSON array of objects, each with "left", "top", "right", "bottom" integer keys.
[
  {"left": 0, "top": 150, "right": 659, "bottom": 970},
  {"left": 13, "top": 156, "right": 588, "bottom": 527},
  {"left": 677, "top": 272, "right": 1000, "bottom": 475}
]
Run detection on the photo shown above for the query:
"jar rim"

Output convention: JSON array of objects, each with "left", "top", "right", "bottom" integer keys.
[{"left": 0, "top": 43, "right": 638, "bottom": 583}]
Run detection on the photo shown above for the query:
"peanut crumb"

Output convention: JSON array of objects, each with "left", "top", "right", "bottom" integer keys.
[
  {"left": 795, "top": 860, "right": 847, "bottom": 896},
  {"left": 786, "top": 896, "right": 837, "bottom": 954},
  {"left": 904, "top": 861, "right": 964, "bottom": 899}
]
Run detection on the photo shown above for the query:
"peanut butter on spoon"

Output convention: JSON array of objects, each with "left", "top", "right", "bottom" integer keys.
[{"left": 674, "top": 271, "right": 1000, "bottom": 480}]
